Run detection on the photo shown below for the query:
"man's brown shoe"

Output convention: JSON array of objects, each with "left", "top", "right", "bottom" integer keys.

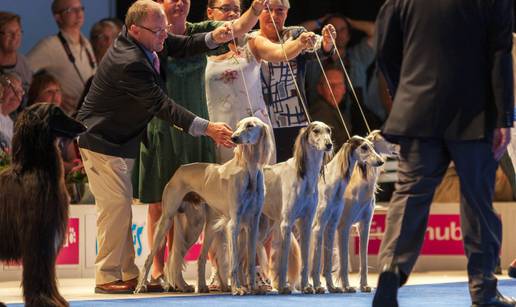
[
  {"left": 95, "top": 280, "right": 134, "bottom": 294},
  {"left": 123, "top": 277, "right": 138, "bottom": 289}
]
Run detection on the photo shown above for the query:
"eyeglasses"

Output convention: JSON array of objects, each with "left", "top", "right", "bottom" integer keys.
[
  {"left": 0, "top": 30, "right": 23, "bottom": 39},
  {"left": 59, "top": 6, "right": 85, "bottom": 15},
  {"left": 212, "top": 5, "right": 241, "bottom": 14},
  {"left": 137, "top": 24, "right": 172, "bottom": 37},
  {"left": 5, "top": 79, "right": 24, "bottom": 101}
]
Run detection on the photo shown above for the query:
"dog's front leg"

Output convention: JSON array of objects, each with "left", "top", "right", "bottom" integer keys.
[
  {"left": 337, "top": 215, "right": 355, "bottom": 293},
  {"left": 358, "top": 202, "right": 374, "bottom": 292},
  {"left": 299, "top": 210, "right": 315, "bottom": 294},
  {"left": 277, "top": 219, "right": 293, "bottom": 294},
  {"left": 323, "top": 215, "right": 343, "bottom": 293},
  {"left": 227, "top": 218, "right": 246, "bottom": 295},
  {"left": 311, "top": 211, "right": 328, "bottom": 293}
]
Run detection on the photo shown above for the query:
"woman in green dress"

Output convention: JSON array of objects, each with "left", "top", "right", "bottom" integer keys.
[{"left": 132, "top": 0, "right": 267, "bottom": 289}]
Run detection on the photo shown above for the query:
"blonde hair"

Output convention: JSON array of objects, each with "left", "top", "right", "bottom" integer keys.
[
  {"left": 125, "top": 0, "right": 164, "bottom": 28},
  {"left": 269, "top": 0, "right": 290, "bottom": 9}
]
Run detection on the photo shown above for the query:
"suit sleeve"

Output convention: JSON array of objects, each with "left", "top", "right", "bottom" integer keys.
[
  {"left": 120, "top": 61, "right": 196, "bottom": 131},
  {"left": 488, "top": 0, "right": 514, "bottom": 128},
  {"left": 164, "top": 32, "right": 213, "bottom": 58},
  {"left": 374, "top": 0, "right": 403, "bottom": 98}
]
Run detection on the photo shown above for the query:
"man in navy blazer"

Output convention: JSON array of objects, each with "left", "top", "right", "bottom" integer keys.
[
  {"left": 76, "top": 0, "right": 234, "bottom": 294},
  {"left": 372, "top": 1, "right": 515, "bottom": 307}
]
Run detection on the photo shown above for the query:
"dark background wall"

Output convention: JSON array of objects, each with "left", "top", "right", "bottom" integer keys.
[{"left": 116, "top": 0, "right": 386, "bottom": 25}]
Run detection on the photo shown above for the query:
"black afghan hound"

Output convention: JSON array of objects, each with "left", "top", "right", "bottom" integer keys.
[{"left": 0, "top": 103, "right": 86, "bottom": 307}]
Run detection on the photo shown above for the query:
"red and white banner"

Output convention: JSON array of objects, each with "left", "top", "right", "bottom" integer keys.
[
  {"left": 57, "top": 218, "right": 80, "bottom": 265},
  {"left": 355, "top": 213, "right": 465, "bottom": 256}
]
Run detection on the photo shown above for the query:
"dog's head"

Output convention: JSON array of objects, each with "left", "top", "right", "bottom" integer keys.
[
  {"left": 232, "top": 117, "right": 274, "bottom": 166},
  {"left": 11, "top": 103, "right": 86, "bottom": 164},
  {"left": 347, "top": 135, "right": 384, "bottom": 168},
  {"left": 366, "top": 130, "right": 399, "bottom": 159},
  {"left": 294, "top": 121, "right": 334, "bottom": 178}
]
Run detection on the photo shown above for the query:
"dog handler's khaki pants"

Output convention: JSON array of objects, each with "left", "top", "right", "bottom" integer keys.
[{"left": 79, "top": 148, "right": 140, "bottom": 285}]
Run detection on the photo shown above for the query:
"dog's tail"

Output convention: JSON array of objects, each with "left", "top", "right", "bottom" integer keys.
[{"left": 268, "top": 229, "right": 302, "bottom": 290}]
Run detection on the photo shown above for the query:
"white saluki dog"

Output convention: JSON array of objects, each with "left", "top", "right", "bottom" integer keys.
[
  {"left": 338, "top": 130, "right": 399, "bottom": 292},
  {"left": 311, "top": 136, "right": 384, "bottom": 294},
  {"left": 135, "top": 117, "right": 274, "bottom": 295},
  {"left": 262, "top": 121, "right": 333, "bottom": 294}
]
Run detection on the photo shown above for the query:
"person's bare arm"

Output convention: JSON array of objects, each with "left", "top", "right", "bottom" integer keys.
[{"left": 250, "top": 32, "right": 317, "bottom": 62}]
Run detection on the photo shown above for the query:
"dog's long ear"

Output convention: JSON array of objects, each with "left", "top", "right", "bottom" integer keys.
[
  {"left": 294, "top": 126, "right": 308, "bottom": 179},
  {"left": 257, "top": 122, "right": 274, "bottom": 166}
]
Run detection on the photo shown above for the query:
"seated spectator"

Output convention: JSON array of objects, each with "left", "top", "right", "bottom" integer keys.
[
  {"left": 0, "top": 11, "right": 32, "bottom": 107},
  {"left": 89, "top": 18, "right": 122, "bottom": 63},
  {"left": 0, "top": 72, "right": 23, "bottom": 149},
  {"left": 304, "top": 13, "right": 385, "bottom": 136},
  {"left": 27, "top": 0, "right": 96, "bottom": 115},
  {"left": 309, "top": 65, "right": 351, "bottom": 150},
  {"left": 27, "top": 70, "right": 81, "bottom": 175},
  {"left": 27, "top": 70, "right": 63, "bottom": 107}
]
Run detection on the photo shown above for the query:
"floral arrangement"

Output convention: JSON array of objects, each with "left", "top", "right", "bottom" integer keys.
[
  {"left": 0, "top": 148, "right": 11, "bottom": 173},
  {"left": 65, "top": 159, "right": 88, "bottom": 204}
]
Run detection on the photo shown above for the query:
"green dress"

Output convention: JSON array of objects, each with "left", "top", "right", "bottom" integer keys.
[{"left": 132, "top": 21, "right": 225, "bottom": 203}]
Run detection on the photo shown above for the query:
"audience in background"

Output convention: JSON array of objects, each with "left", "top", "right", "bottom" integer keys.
[
  {"left": 28, "top": 0, "right": 96, "bottom": 115},
  {"left": 0, "top": 73, "right": 23, "bottom": 149},
  {"left": 0, "top": 12, "right": 32, "bottom": 108},
  {"left": 304, "top": 14, "right": 385, "bottom": 136},
  {"left": 256, "top": 0, "right": 334, "bottom": 162},
  {"left": 89, "top": 18, "right": 123, "bottom": 63},
  {"left": 308, "top": 65, "right": 351, "bottom": 150}
]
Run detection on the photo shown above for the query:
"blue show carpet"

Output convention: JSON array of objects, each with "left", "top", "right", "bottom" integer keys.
[{"left": 7, "top": 279, "right": 516, "bottom": 307}]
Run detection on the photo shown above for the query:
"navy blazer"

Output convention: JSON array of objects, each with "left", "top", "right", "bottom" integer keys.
[
  {"left": 77, "top": 29, "right": 212, "bottom": 158},
  {"left": 376, "top": 0, "right": 514, "bottom": 140}
]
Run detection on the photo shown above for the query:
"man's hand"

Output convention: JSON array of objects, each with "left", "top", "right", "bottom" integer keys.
[
  {"left": 321, "top": 24, "right": 336, "bottom": 52},
  {"left": 206, "top": 122, "right": 235, "bottom": 148},
  {"left": 211, "top": 23, "right": 233, "bottom": 44},
  {"left": 492, "top": 127, "right": 511, "bottom": 161}
]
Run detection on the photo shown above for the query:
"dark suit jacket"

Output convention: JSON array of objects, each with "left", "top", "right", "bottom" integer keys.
[
  {"left": 376, "top": 0, "right": 514, "bottom": 140},
  {"left": 77, "top": 29, "right": 213, "bottom": 158}
]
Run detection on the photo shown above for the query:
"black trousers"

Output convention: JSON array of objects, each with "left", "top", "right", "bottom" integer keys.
[{"left": 378, "top": 136, "right": 501, "bottom": 302}]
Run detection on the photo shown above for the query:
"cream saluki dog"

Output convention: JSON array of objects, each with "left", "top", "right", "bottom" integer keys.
[
  {"left": 135, "top": 117, "right": 274, "bottom": 295},
  {"left": 311, "top": 136, "right": 384, "bottom": 294},
  {"left": 262, "top": 121, "right": 333, "bottom": 294},
  {"left": 338, "top": 130, "right": 399, "bottom": 293}
]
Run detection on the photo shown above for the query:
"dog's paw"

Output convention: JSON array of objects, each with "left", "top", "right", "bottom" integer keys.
[
  {"left": 327, "top": 286, "right": 343, "bottom": 293},
  {"left": 232, "top": 287, "right": 248, "bottom": 296},
  {"left": 220, "top": 284, "right": 232, "bottom": 293},
  {"left": 176, "top": 284, "right": 195, "bottom": 293},
  {"left": 278, "top": 287, "right": 292, "bottom": 295},
  {"left": 360, "top": 285, "right": 373, "bottom": 293},
  {"left": 134, "top": 284, "right": 147, "bottom": 294},
  {"left": 197, "top": 285, "right": 210, "bottom": 293},
  {"left": 315, "top": 286, "right": 326, "bottom": 294},
  {"left": 252, "top": 286, "right": 269, "bottom": 295},
  {"left": 342, "top": 286, "right": 357, "bottom": 293},
  {"left": 302, "top": 285, "right": 315, "bottom": 294}
]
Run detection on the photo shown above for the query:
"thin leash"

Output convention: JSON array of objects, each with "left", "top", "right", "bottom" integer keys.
[
  {"left": 329, "top": 34, "right": 371, "bottom": 135},
  {"left": 313, "top": 45, "right": 351, "bottom": 139},
  {"left": 265, "top": 4, "right": 312, "bottom": 124},
  {"left": 228, "top": 21, "right": 255, "bottom": 117}
]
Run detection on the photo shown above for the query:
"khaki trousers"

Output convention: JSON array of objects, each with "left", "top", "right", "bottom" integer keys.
[{"left": 79, "top": 148, "right": 140, "bottom": 285}]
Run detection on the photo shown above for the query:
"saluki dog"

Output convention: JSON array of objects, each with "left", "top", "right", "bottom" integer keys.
[
  {"left": 338, "top": 130, "right": 399, "bottom": 292},
  {"left": 262, "top": 121, "right": 333, "bottom": 294},
  {"left": 136, "top": 117, "right": 274, "bottom": 295},
  {"left": 311, "top": 136, "right": 384, "bottom": 294},
  {"left": 0, "top": 103, "right": 86, "bottom": 307}
]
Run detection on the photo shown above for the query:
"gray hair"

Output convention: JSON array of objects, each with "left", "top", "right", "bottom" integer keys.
[
  {"left": 125, "top": 0, "right": 164, "bottom": 28},
  {"left": 269, "top": 0, "right": 290, "bottom": 9}
]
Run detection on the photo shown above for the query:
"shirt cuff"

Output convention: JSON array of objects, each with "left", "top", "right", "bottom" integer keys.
[
  {"left": 188, "top": 116, "right": 210, "bottom": 137},
  {"left": 205, "top": 32, "right": 219, "bottom": 49}
]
